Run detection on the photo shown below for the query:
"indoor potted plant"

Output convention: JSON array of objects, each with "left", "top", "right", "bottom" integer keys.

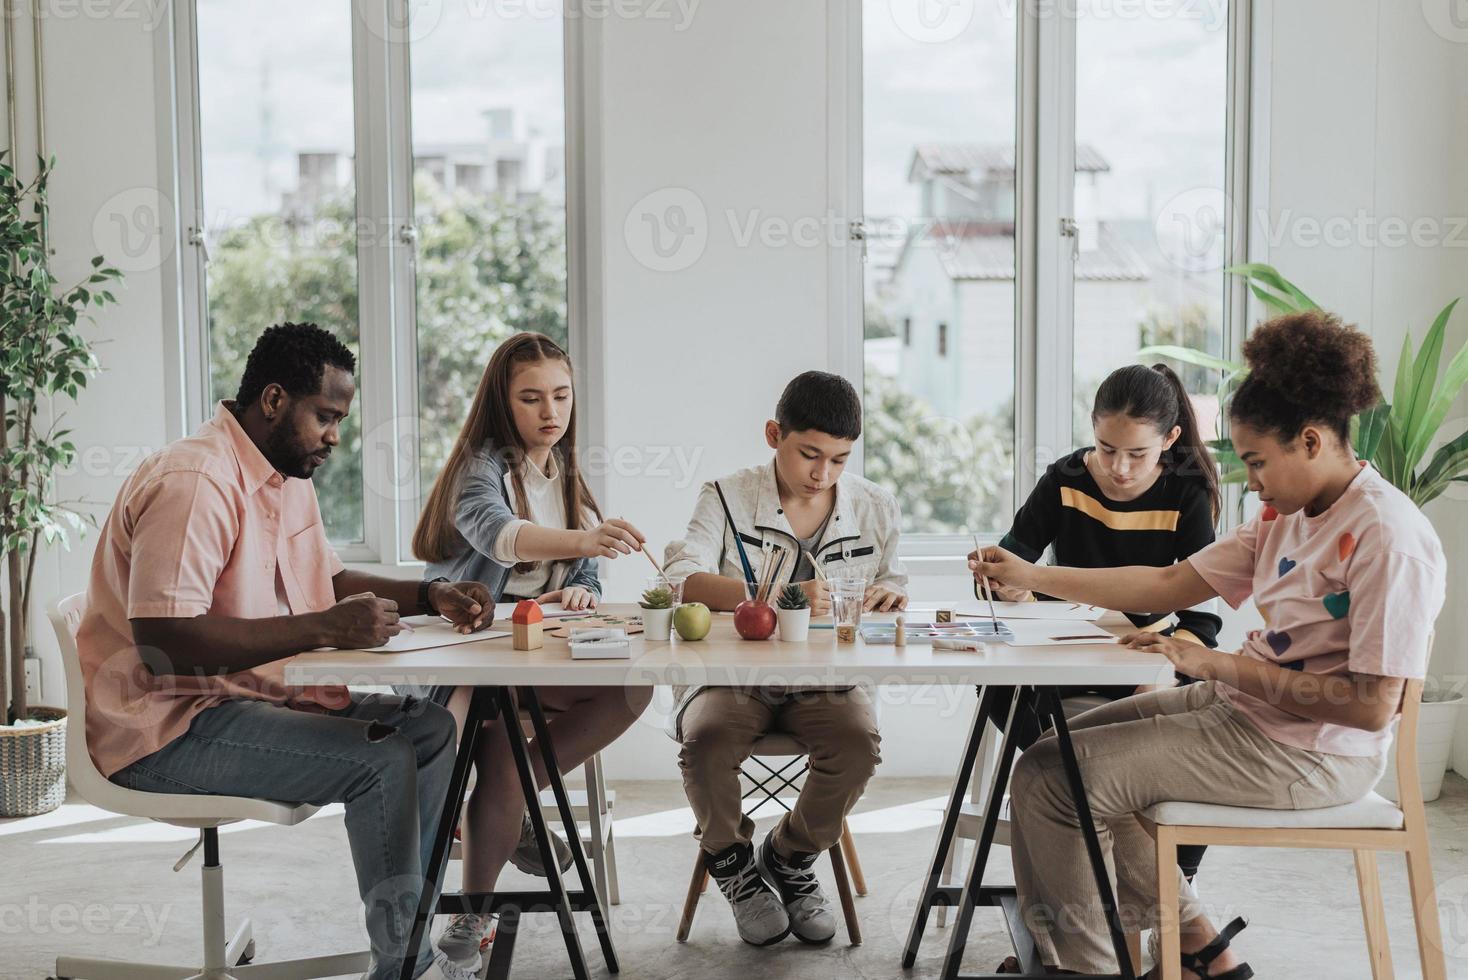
[
  {"left": 0, "top": 153, "right": 120, "bottom": 816},
  {"left": 775, "top": 583, "right": 811, "bottom": 642},
  {"left": 639, "top": 584, "right": 676, "bottom": 641},
  {"left": 1143, "top": 263, "right": 1468, "bottom": 801}
]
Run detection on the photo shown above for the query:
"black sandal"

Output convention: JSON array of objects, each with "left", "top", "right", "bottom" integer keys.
[{"left": 1151, "top": 917, "right": 1254, "bottom": 979}]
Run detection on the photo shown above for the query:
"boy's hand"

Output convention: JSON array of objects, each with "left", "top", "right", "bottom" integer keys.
[
  {"left": 799, "top": 579, "right": 832, "bottom": 616},
  {"left": 863, "top": 585, "right": 907, "bottom": 612}
]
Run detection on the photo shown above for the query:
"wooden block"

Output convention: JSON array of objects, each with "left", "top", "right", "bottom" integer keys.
[
  {"left": 894, "top": 615, "right": 907, "bottom": 648},
  {"left": 935, "top": 608, "right": 953, "bottom": 624},
  {"left": 513, "top": 621, "right": 544, "bottom": 651},
  {"left": 836, "top": 624, "right": 857, "bottom": 644}
]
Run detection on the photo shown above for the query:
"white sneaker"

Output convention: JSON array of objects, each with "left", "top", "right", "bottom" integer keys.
[
  {"left": 706, "top": 842, "right": 791, "bottom": 946},
  {"left": 434, "top": 912, "right": 495, "bottom": 976},
  {"left": 754, "top": 833, "right": 837, "bottom": 945}
]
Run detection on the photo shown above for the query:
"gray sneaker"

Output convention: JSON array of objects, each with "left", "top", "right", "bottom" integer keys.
[
  {"left": 434, "top": 912, "right": 494, "bottom": 975},
  {"left": 755, "top": 833, "right": 837, "bottom": 945},
  {"left": 706, "top": 842, "right": 791, "bottom": 946},
  {"left": 509, "top": 811, "right": 575, "bottom": 877}
]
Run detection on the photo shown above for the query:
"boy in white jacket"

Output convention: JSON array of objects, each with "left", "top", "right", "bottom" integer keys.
[{"left": 663, "top": 371, "right": 908, "bottom": 947}]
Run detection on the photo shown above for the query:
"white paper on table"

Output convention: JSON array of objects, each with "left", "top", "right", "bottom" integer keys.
[
  {"left": 490, "top": 601, "right": 582, "bottom": 622},
  {"left": 955, "top": 601, "right": 1107, "bottom": 622},
  {"left": 1000, "top": 619, "right": 1118, "bottom": 647},
  {"left": 359, "top": 615, "right": 510, "bottom": 653}
]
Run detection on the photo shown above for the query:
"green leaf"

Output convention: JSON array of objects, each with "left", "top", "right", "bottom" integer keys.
[
  {"left": 1227, "top": 263, "right": 1321, "bottom": 311},
  {"left": 1413, "top": 429, "right": 1468, "bottom": 506},
  {"left": 1355, "top": 402, "right": 1391, "bottom": 463},
  {"left": 1246, "top": 281, "right": 1299, "bottom": 315},
  {"left": 1400, "top": 300, "right": 1457, "bottom": 472},
  {"left": 1136, "top": 345, "right": 1246, "bottom": 374},
  {"left": 1408, "top": 307, "right": 1468, "bottom": 471}
]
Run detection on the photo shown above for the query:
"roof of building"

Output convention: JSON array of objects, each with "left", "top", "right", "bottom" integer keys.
[
  {"left": 909, "top": 143, "right": 1110, "bottom": 182},
  {"left": 925, "top": 222, "right": 1148, "bottom": 282}
]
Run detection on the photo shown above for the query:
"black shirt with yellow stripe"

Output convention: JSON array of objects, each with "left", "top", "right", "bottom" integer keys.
[{"left": 999, "top": 447, "right": 1222, "bottom": 647}]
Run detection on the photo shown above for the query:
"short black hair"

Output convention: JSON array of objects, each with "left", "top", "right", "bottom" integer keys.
[
  {"left": 775, "top": 371, "right": 862, "bottom": 441},
  {"left": 234, "top": 322, "right": 357, "bottom": 408}
]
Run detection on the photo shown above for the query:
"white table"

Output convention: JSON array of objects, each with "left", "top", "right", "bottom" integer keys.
[{"left": 286, "top": 605, "right": 1172, "bottom": 980}]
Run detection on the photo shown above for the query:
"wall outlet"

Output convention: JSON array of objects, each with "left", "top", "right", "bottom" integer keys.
[{"left": 24, "top": 658, "right": 42, "bottom": 705}]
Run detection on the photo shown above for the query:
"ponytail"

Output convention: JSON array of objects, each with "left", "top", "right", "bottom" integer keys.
[{"left": 1092, "top": 363, "right": 1221, "bottom": 521}]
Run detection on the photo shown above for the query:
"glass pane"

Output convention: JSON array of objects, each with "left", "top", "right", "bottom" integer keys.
[
  {"left": 1071, "top": 0, "right": 1230, "bottom": 444},
  {"left": 862, "top": 0, "right": 1018, "bottom": 536},
  {"left": 196, "top": 1, "right": 363, "bottom": 543},
  {"left": 410, "top": 1, "right": 568, "bottom": 501}
]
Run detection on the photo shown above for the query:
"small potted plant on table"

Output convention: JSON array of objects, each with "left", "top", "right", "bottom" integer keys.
[
  {"left": 776, "top": 584, "right": 812, "bottom": 642},
  {"left": 640, "top": 584, "right": 676, "bottom": 641}
]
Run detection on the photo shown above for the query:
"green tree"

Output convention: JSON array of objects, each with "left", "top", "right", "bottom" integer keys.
[
  {"left": 204, "top": 175, "right": 567, "bottom": 542},
  {"left": 863, "top": 368, "right": 1013, "bottom": 534}
]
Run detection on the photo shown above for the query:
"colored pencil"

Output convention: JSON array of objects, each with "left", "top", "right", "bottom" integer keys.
[{"left": 974, "top": 533, "right": 999, "bottom": 633}]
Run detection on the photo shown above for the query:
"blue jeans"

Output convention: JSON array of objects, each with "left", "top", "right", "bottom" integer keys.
[{"left": 111, "top": 693, "right": 457, "bottom": 980}]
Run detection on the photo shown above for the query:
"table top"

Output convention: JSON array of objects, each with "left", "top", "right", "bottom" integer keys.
[{"left": 284, "top": 604, "right": 1174, "bottom": 689}]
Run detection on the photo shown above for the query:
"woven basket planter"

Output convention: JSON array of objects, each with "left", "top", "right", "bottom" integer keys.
[{"left": 0, "top": 706, "right": 67, "bottom": 817}]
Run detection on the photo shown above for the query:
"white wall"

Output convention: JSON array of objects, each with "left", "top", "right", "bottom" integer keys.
[
  {"left": 18, "top": 1, "right": 1468, "bottom": 779},
  {"left": 1256, "top": 0, "right": 1468, "bottom": 766}
]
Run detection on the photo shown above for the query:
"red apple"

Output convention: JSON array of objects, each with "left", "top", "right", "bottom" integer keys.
[{"left": 733, "top": 600, "right": 777, "bottom": 640}]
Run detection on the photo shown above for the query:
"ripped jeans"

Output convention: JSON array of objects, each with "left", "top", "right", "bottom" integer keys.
[{"left": 111, "top": 692, "right": 457, "bottom": 980}]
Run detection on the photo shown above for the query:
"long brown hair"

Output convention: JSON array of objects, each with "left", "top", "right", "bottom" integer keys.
[{"left": 413, "top": 332, "right": 603, "bottom": 564}]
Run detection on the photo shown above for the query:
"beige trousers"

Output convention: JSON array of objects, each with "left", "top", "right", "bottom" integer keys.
[
  {"left": 1009, "top": 680, "right": 1385, "bottom": 974},
  {"left": 677, "top": 686, "right": 881, "bottom": 856}
]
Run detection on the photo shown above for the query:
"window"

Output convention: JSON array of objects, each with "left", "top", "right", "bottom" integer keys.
[
  {"left": 177, "top": 1, "right": 575, "bottom": 560},
  {"left": 858, "top": 1, "right": 1241, "bottom": 544},
  {"left": 861, "top": 0, "right": 1018, "bottom": 537},
  {"left": 409, "top": 1, "right": 568, "bottom": 500},
  {"left": 193, "top": 0, "right": 364, "bottom": 543}
]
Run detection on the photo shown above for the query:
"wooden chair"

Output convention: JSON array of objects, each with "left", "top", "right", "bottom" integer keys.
[
  {"left": 674, "top": 732, "right": 867, "bottom": 945},
  {"left": 1139, "top": 677, "right": 1446, "bottom": 980}
]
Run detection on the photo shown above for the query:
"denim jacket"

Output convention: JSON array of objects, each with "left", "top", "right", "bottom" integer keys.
[{"left": 424, "top": 444, "right": 601, "bottom": 601}]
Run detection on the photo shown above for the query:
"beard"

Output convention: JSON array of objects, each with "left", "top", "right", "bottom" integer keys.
[{"left": 262, "top": 419, "right": 323, "bottom": 480}]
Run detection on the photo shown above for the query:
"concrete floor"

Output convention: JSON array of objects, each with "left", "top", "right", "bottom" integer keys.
[{"left": 3, "top": 775, "right": 1467, "bottom": 979}]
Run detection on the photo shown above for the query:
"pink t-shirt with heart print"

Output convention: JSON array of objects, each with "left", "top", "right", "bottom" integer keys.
[{"left": 1188, "top": 463, "right": 1446, "bottom": 758}]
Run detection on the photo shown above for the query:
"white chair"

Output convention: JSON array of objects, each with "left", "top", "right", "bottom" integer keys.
[
  {"left": 1139, "top": 676, "right": 1447, "bottom": 980},
  {"left": 446, "top": 751, "right": 621, "bottom": 909},
  {"left": 48, "top": 593, "right": 371, "bottom": 980},
  {"left": 937, "top": 691, "right": 1110, "bottom": 927}
]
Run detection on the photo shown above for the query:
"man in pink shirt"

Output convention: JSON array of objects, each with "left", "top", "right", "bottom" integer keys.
[{"left": 81, "top": 322, "right": 493, "bottom": 980}]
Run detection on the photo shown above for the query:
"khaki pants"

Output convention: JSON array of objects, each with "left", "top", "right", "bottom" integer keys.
[
  {"left": 678, "top": 686, "right": 881, "bottom": 856},
  {"left": 1009, "top": 680, "right": 1385, "bottom": 974}
]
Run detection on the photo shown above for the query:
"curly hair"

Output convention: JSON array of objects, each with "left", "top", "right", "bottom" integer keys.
[
  {"left": 233, "top": 322, "right": 357, "bottom": 408},
  {"left": 1229, "top": 310, "right": 1379, "bottom": 442}
]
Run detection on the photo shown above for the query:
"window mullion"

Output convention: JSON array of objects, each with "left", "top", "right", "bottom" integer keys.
[{"left": 350, "top": 0, "right": 400, "bottom": 563}]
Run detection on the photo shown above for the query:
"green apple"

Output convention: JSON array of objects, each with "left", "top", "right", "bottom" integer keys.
[{"left": 673, "top": 602, "right": 711, "bottom": 641}]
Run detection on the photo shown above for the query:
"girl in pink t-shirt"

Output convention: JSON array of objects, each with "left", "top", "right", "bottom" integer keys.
[{"left": 971, "top": 312, "right": 1446, "bottom": 978}]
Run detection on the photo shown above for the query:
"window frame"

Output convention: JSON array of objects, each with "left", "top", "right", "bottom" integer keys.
[
  {"left": 838, "top": 0, "right": 1257, "bottom": 563},
  {"left": 162, "top": 0, "right": 593, "bottom": 566}
]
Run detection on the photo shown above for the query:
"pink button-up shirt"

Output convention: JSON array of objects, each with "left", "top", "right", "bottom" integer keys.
[{"left": 78, "top": 403, "right": 352, "bottom": 777}]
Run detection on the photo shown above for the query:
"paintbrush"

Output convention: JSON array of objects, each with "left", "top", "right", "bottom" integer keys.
[
  {"left": 974, "top": 533, "right": 999, "bottom": 633},
  {"left": 714, "top": 481, "right": 758, "bottom": 590}
]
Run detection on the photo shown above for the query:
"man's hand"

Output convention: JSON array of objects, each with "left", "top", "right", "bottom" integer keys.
[
  {"left": 799, "top": 578, "right": 833, "bottom": 616},
  {"left": 317, "top": 593, "right": 402, "bottom": 649},
  {"left": 864, "top": 584, "right": 907, "bottom": 612},
  {"left": 539, "top": 586, "right": 597, "bottom": 611},
  {"left": 429, "top": 580, "right": 493, "bottom": 634}
]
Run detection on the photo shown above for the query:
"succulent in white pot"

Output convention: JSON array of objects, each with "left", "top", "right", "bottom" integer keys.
[
  {"left": 639, "top": 585, "right": 676, "bottom": 641},
  {"left": 775, "top": 584, "right": 812, "bottom": 643}
]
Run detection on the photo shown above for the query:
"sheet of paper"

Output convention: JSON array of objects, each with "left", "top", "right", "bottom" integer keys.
[
  {"left": 1000, "top": 619, "right": 1118, "bottom": 647},
  {"left": 359, "top": 615, "right": 510, "bottom": 653},
  {"left": 491, "top": 601, "right": 581, "bottom": 622},
  {"left": 954, "top": 601, "right": 1107, "bottom": 622}
]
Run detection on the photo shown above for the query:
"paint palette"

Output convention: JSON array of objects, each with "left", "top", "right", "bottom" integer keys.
[{"left": 859, "top": 620, "right": 1014, "bottom": 644}]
